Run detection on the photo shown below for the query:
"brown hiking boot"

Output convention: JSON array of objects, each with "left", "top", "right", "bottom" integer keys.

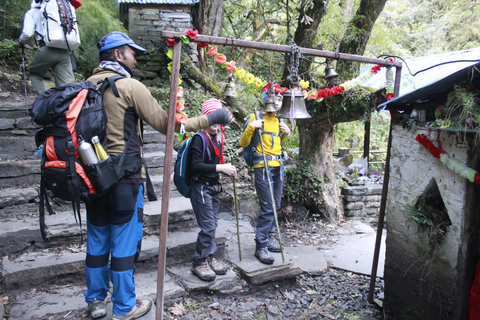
[
  {"left": 191, "top": 259, "right": 216, "bottom": 281},
  {"left": 208, "top": 255, "right": 228, "bottom": 275},
  {"left": 112, "top": 299, "right": 152, "bottom": 320}
]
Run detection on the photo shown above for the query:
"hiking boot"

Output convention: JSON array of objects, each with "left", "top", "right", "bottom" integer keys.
[
  {"left": 267, "top": 237, "right": 281, "bottom": 252},
  {"left": 191, "top": 259, "right": 216, "bottom": 281},
  {"left": 112, "top": 299, "right": 152, "bottom": 320},
  {"left": 88, "top": 297, "right": 107, "bottom": 319},
  {"left": 208, "top": 255, "right": 228, "bottom": 275},
  {"left": 255, "top": 247, "right": 275, "bottom": 264}
]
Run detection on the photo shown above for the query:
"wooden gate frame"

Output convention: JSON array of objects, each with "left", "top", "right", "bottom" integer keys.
[{"left": 155, "top": 30, "right": 403, "bottom": 319}]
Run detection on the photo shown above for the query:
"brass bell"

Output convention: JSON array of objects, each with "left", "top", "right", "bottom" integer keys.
[
  {"left": 324, "top": 65, "right": 338, "bottom": 79},
  {"left": 277, "top": 88, "right": 312, "bottom": 119},
  {"left": 263, "top": 97, "right": 277, "bottom": 113},
  {"left": 222, "top": 83, "right": 235, "bottom": 97}
]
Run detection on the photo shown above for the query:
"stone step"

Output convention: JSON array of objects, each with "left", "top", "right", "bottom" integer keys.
[
  {"left": 0, "top": 136, "right": 38, "bottom": 160},
  {"left": 1, "top": 215, "right": 252, "bottom": 290},
  {"left": 0, "top": 100, "right": 34, "bottom": 120},
  {"left": 0, "top": 159, "right": 40, "bottom": 189},
  {"left": 5, "top": 259, "right": 243, "bottom": 320},
  {"left": 0, "top": 196, "right": 195, "bottom": 257}
]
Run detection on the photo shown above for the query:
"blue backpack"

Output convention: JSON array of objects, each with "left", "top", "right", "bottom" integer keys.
[{"left": 173, "top": 131, "right": 211, "bottom": 198}]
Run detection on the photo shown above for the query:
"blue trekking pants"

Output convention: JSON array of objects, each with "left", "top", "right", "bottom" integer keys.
[
  {"left": 254, "top": 166, "right": 283, "bottom": 250},
  {"left": 84, "top": 183, "right": 144, "bottom": 316},
  {"left": 189, "top": 183, "right": 222, "bottom": 263}
]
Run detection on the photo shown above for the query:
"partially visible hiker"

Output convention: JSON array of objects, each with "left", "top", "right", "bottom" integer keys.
[
  {"left": 18, "top": 0, "right": 77, "bottom": 95},
  {"left": 239, "top": 90, "right": 290, "bottom": 265},
  {"left": 84, "top": 32, "right": 234, "bottom": 319},
  {"left": 190, "top": 98, "right": 237, "bottom": 281}
]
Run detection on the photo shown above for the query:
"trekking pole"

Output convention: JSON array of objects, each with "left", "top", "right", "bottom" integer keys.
[
  {"left": 255, "top": 110, "right": 285, "bottom": 263},
  {"left": 21, "top": 44, "right": 28, "bottom": 116},
  {"left": 232, "top": 157, "right": 242, "bottom": 261}
]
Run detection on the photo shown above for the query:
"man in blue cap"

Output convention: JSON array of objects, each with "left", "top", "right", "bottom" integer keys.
[{"left": 84, "top": 31, "right": 233, "bottom": 320}]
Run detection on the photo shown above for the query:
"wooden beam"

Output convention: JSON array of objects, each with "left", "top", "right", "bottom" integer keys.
[{"left": 161, "top": 30, "right": 402, "bottom": 68}]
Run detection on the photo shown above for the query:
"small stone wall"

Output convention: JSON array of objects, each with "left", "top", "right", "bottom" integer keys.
[
  {"left": 341, "top": 184, "right": 382, "bottom": 226},
  {"left": 128, "top": 5, "right": 194, "bottom": 50},
  {"left": 125, "top": 4, "right": 198, "bottom": 83}
]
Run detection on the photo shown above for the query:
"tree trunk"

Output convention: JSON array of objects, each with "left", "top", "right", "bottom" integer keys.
[
  {"left": 282, "top": 0, "right": 328, "bottom": 85},
  {"left": 298, "top": 119, "right": 344, "bottom": 220},
  {"left": 289, "top": 0, "right": 387, "bottom": 221},
  {"left": 337, "top": 0, "right": 388, "bottom": 76},
  {"left": 282, "top": 0, "right": 344, "bottom": 220},
  {"left": 206, "top": 0, "right": 224, "bottom": 37}
]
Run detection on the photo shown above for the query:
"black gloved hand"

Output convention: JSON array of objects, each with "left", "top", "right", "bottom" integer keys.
[
  {"left": 18, "top": 38, "right": 25, "bottom": 48},
  {"left": 207, "top": 108, "right": 233, "bottom": 126}
]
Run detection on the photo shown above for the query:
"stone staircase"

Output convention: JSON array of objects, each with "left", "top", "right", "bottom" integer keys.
[{"left": 0, "top": 100, "right": 327, "bottom": 319}]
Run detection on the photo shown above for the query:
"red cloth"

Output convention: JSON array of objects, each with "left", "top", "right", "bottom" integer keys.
[
  {"left": 469, "top": 256, "right": 480, "bottom": 319},
  {"left": 70, "top": 0, "right": 82, "bottom": 9}
]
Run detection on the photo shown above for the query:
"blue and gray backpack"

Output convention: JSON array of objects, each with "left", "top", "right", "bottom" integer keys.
[{"left": 173, "top": 131, "right": 211, "bottom": 198}]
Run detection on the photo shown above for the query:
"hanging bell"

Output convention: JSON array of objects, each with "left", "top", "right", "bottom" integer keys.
[
  {"left": 277, "top": 88, "right": 312, "bottom": 119},
  {"left": 222, "top": 83, "right": 235, "bottom": 97},
  {"left": 324, "top": 65, "right": 339, "bottom": 79},
  {"left": 263, "top": 97, "right": 277, "bottom": 113}
]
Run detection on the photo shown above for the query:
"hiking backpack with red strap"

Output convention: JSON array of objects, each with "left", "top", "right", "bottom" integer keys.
[{"left": 32, "top": 76, "right": 129, "bottom": 241}]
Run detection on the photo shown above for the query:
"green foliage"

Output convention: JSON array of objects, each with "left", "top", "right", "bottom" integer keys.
[
  {"left": 283, "top": 156, "right": 324, "bottom": 213},
  {"left": 369, "top": 0, "right": 480, "bottom": 58},
  {"left": 0, "top": 0, "right": 31, "bottom": 40},
  {"left": 74, "top": 0, "right": 127, "bottom": 78},
  {"left": 0, "top": 39, "right": 21, "bottom": 66},
  {"left": 405, "top": 186, "right": 451, "bottom": 247}
]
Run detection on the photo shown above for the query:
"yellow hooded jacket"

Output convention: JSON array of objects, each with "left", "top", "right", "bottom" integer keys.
[{"left": 239, "top": 113, "right": 287, "bottom": 168}]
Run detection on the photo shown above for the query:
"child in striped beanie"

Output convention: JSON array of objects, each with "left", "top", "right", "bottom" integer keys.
[{"left": 189, "top": 98, "right": 236, "bottom": 281}]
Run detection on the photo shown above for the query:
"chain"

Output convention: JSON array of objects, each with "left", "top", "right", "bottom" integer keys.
[
  {"left": 289, "top": 43, "right": 301, "bottom": 76},
  {"left": 287, "top": 43, "right": 301, "bottom": 86}
]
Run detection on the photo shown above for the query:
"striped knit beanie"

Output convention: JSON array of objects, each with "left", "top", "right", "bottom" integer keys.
[{"left": 202, "top": 98, "right": 223, "bottom": 115}]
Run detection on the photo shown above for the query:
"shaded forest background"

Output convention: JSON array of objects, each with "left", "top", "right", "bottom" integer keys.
[{"left": 1, "top": 0, "right": 478, "bottom": 219}]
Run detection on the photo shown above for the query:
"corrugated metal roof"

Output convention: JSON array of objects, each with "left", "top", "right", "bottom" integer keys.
[
  {"left": 378, "top": 61, "right": 480, "bottom": 111},
  {"left": 359, "top": 47, "right": 480, "bottom": 99},
  {"left": 116, "top": 0, "right": 199, "bottom": 4}
]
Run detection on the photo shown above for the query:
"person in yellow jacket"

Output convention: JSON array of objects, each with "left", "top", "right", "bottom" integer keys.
[{"left": 239, "top": 91, "right": 290, "bottom": 264}]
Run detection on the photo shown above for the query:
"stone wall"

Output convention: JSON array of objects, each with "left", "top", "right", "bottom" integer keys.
[
  {"left": 342, "top": 184, "right": 382, "bottom": 226},
  {"left": 383, "top": 125, "right": 480, "bottom": 320},
  {"left": 126, "top": 4, "right": 198, "bottom": 81}
]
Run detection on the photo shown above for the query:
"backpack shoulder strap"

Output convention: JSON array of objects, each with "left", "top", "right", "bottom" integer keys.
[
  {"left": 196, "top": 131, "right": 212, "bottom": 162},
  {"left": 97, "top": 75, "right": 125, "bottom": 97}
]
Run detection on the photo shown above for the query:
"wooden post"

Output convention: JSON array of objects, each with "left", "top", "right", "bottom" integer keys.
[
  {"left": 155, "top": 37, "right": 182, "bottom": 320},
  {"left": 367, "top": 65, "right": 402, "bottom": 304}
]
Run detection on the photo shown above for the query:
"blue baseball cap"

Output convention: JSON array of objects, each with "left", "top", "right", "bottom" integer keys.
[{"left": 97, "top": 31, "right": 146, "bottom": 55}]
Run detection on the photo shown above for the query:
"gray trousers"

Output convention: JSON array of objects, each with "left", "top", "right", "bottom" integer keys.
[
  {"left": 28, "top": 46, "right": 75, "bottom": 95},
  {"left": 254, "top": 166, "right": 283, "bottom": 250},
  {"left": 190, "top": 183, "right": 222, "bottom": 263}
]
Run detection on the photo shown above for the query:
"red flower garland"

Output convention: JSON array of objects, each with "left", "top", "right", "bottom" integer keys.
[
  {"left": 415, "top": 134, "right": 443, "bottom": 159},
  {"left": 416, "top": 134, "right": 480, "bottom": 185}
]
